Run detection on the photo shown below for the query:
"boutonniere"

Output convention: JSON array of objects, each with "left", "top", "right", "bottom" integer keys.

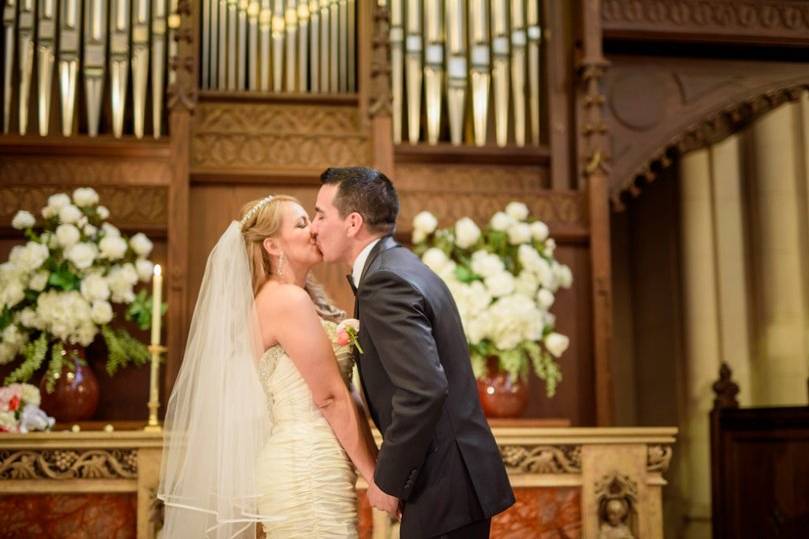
[{"left": 336, "top": 318, "right": 364, "bottom": 354}]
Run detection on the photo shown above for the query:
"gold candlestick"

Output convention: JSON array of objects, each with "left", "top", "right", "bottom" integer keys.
[{"left": 144, "top": 344, "right": 165, "bottom": 432}]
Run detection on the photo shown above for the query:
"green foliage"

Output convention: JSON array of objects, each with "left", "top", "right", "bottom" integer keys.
[
  {"left": 0, "top": 307, "right": 12, "bottom": 332},
  {"left": 454, "top": 264, "right": 478, "bottom": 283},
  {"left": 524, "top": 341, "right": 561, "bottom": 397},
  {"left": 125, "top": 290, "right": 166, "bottom": 331},
  {"left": 43, "top": 342, "right": 65, "bottom": 394},
  {"left": 4, "top": 333, "right": 48, "bottom": 385},
  {"left": 47, "top": 262, "right": 80, "bottom": 291},
  {"left": 102, "top": 326, "right": 151, "bottom": 377}
]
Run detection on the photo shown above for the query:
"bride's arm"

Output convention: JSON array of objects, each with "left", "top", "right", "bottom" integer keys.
[
  {"left": 262, "top": 284, "right": 376, "bottom": 483},
  {"left": 351, "top": 387, "right": 379, "bottom": 460}
]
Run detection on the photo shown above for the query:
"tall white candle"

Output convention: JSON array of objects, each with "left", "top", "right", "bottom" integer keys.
[{"left": 151, "top": 264, "right": 162, "bottom": 345}]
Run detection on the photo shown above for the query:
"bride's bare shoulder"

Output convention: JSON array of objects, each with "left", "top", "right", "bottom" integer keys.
[{"left": 255, "top": 282, "right": 314, "bottom": 317}]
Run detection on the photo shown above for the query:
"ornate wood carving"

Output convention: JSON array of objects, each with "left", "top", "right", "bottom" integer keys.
[
  {"left": 603, "top": 56, "right": 809, "bottom": 208},
  {"left": 646, "top": 444, "right": 673, "bottom": 474},
  {"left": 369, "top": 4, "right": 392, "bottom": 118},
  {"left": 167, "top": 0, "right": 197, "bottom": 112},
  {"left": 191, "top": 102, "right": 370, "bottom": 173},
  {"left": 500, "top": 444, "right": 582, "bottom": 474},
  {"left": 0, "top": 449, "right": 138, "bottom": 480},
  {"left": 603, "top": 0, "right": 809, "bottom": 46},
  {"left": 0, "top": 185, "right": 169, "bottom": 230}
]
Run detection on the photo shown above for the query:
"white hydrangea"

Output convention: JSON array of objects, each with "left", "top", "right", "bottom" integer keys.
[
  {"left": 129, "top": 233, "right": 154, "bottom": 257},
  {"left": 101, "top": 222, "right": 120, "bottom": 237},
  {"left": 10, "top": 242, "right": 49, "bottom": 273},
  {"left": 412, "top": 228, "right": 427, "bottom": 244},
  {"left": 97, "top": 206, "right": 110, "bottom": 220},
  {"left": 465, "top": 312, "right": 491, "bottom": 345},
  {"left": 19, "top": 384, "right": 40, "bottom": 407},
  {"left": 107, "top": 264, "right": 138, "bottom": 303},
  {"left": 488, "top": 295, "right": 542, "bottom": 351},
  {"left": 135, "top": 259, "right": 155, "bottom": 282},
  {"left": 484, "top": 271, "right": 515, "bottom": 298},
  {"left": 530, "top": 221, "right": 549, "bottom": 242},
  {"left": 466, "top": 280, "right": 492, "bottom": 315},
  {"left": 47, "top": 193, "right": 71, "bottom": 211},
  {"left": 56, "top": 223, "right": 81, "bottom": 248},
  {"left": 544, "top": 238, "right": 557, "bottom": 256},
  {"left": 422, "top": 248, "right": 449, "bottom": 274},
  {"left": 470, "top": 250, "right": 504, "bottom": 278},
  {"left": 489, "top": 211, "right": 513, "bottom": 231},
  {"left": 537, "top": 288, "right": 555, "bottom": 309},
  {"left": 91, "top": 300, "right": 114, "bottom": 324},
  {"left": 11, "top": 210, "right": 35, "bottom": 230},
  {"left": 2, "top": 325, "right": 25, "bottom": 348},
  {"left": 80, "top": 273, "right": 111, "bottom": 302},
  {"left": 58, "top": 204, "right": 83, "bottom": 224},
  {"left": 18, "top": 308, "right": 42, "bottom": 329},
  {"left": 72, "top": 187, "right": 100, "bottom": 207},
  {"left": 506, "top": 201, "right": 529, "bottom": 221},
  {"left": 0, "top": 280, "right": 25, "bottom": 309},
  {"left": 555, "top": 263, "right": 573, "bottom": 288},
  {"left": 83, "top": 224, "right": 98, "bottom": 238},
  {"left": 517, "top": 244, "right": 543, "bottom": 273},
  {"left": 507, "top": 223, "right": 531, "bottom": 245},
  {"left": 65, "top": 242, "right": 98, "bottom": 270},
  {"left": 514, "top": 271, "right": 539, "bottom": 298},
  {"left": 35, "top": 290, "right": 96, "bottom": 345},
  {"left": 29, "top": 270, "right": 49, "bottom": 292},
  {"left": 412, "top": 211, "right": 438, "bottom": 236},
  {"left": 99, "top": 234, "right": 128, "bottom": 260},
  {"left": 454, "top": 217, "right": 481, "bottom": 249}
]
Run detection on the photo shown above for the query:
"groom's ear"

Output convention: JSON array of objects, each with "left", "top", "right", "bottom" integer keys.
[{"left": 346, "top": 212, "right": 364, "bottom": 237}]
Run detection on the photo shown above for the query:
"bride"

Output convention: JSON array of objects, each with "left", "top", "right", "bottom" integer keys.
[{"left": 158, "top": 195, "right": 378, "bottom": 538}]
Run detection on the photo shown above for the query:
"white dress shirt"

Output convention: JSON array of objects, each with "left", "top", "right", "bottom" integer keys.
[{"left": 351, "top": 238, "right": 381, "bottom": 289}]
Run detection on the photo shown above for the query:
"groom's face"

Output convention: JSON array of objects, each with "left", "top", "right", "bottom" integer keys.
[{"left": 312, "top": 184, "right": 351, "bottom": 264}]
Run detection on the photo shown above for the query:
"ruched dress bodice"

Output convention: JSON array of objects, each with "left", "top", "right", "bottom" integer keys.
[{"left": 255, "top": 320, "right": 358, "bottom": 538}]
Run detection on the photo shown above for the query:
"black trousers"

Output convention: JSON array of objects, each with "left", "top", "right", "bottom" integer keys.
[{"left": 433, "top": 518, "right": 491, "bottom": 539}]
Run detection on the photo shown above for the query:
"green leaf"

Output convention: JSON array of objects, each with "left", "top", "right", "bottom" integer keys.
[
  {"left": 44, "top": 342, "right": 65, "bottom": 394},
  {"left": 102, "top": 326, "right": 150, "bottom": 377},
  {"left": 48, "top": 263, "right": 80, "bottom": 291},
  {"left": 0, "top": 307, "right": 13, "bottom": 332},
  {"left": 4, "top": 333, "right": 49, "bottom": 385},
  {"left": 454, "top": 265, "right": 478, "bottom": 283}
]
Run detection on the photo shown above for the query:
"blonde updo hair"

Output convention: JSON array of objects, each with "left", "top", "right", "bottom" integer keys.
[{"left": 240, "top": 195, "right": 344, "bottom": 323}]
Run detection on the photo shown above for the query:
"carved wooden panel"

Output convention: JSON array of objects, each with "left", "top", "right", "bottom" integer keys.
[
  {"left": 602, "top": 0, "right": 809, "bottom": 45},
  {"left": 191, "top": 102, "right": 370, "bottom": 174},
  {"left": 396, "top": 163, "right": 588, "bottom": 235},
  {"left": 602, "top": 55, "right": 809, "bottom": 206},
  {"left": 0, "top": 185, "right": 169, "bottom": 230}
]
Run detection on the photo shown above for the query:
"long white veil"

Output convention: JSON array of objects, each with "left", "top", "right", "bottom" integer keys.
[{"left": 158, "top": 221, "right": 281, "bottom": 538}]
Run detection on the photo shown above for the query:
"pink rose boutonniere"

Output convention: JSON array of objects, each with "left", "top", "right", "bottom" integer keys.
[{"left": 336, "top": 319, "right": 364, "bottom": 354}]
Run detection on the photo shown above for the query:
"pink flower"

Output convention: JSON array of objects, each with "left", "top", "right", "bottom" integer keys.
[
  {"left": 336, "top": 318, "right": 364, "bottom": 354},
  {"left": 0, "top": 386, "right": 22, "bottom": 411},
  {"left": 336, "top": 328, "right": 351, "bottom": 347}
]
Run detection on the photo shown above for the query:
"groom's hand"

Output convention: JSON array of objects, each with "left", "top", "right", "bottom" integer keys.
[{"left": 368, "top": 480, "right": 400, "bottom": 518}]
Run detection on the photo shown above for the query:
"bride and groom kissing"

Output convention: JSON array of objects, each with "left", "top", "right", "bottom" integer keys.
[{"left": 158, "top": 167, "right": 515, "bottom": 538}]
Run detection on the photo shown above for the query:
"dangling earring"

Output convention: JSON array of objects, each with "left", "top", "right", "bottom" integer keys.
[{"left": 277, "top": 252, "right": 285, "bottom": 277}]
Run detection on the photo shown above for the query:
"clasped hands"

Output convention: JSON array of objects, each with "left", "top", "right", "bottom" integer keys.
[{"left": 367, "top": 480, "right": 401, "bottom": 520}]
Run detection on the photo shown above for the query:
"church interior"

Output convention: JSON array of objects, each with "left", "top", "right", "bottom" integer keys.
[{"left": 1, "top": 0, "right": 809, "bottom": 537}]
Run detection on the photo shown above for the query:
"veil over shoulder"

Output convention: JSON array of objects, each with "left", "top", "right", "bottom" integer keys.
[{"left": 158, "top": 221, "right": 281, "bottom": 538}]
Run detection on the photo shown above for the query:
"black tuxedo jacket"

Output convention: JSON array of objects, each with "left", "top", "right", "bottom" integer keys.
[{"left": 353, "top": 236, "right": 515, "bottom": 538}]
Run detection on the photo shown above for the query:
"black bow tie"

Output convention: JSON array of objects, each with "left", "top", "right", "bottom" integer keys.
[{"left": 346, "top": 274, "right": 358, "bottom": 296}]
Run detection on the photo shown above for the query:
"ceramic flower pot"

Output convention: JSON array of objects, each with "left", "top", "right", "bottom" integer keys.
[
  {"left": 39, "top": 345, "right": 100, "bottom": 422},
  {"left": 476, "top": 358, "right": 529, "bottom": 418}
]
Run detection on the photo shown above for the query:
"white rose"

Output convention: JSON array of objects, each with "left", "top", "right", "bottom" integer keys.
[
  {"left": 12, "top": 210, "right": 35, "bottom": 230},
  {"left": 1, "top": 280, "right": 24, "bottom": 309},
  {"left": 76, "top": 322, "right": 98, "bottom": 347},
  {"left": 517, "top": 244, "right": 542, "bottom": 271},
  {"left": 484, "top": 272, "right": 515, "bottom": 298},
  {"left": 90, "top": 301, "right": 114, "bottom": 324},
  {"left": 65, "top": 242, "right": 97, "bottom": 270},
  {"left": 489, "top": 211, "right": 513, "bottom": 231},
  {"left": 58, "top": 204, "right": 83, "bottom": 225},
  {"left": 47, "top": 193, "right": 71, "bottom": 211},
  {"left": 80, "top": 273, "right": 111, "bottom": 302},
  {"left": 82, "top": 225, "right": 97, "bottom": 238},
  {"left": 10, "top": 242, "right": 49, "bottom": 272},
  {"left": 507, "top": 223, "right": 532, "bottom": 245},
  {"left": 466, "top": 280, "right": 492, "bottom": 315},
  {"left": 2, "top": 325, "right": 24, "bottom": 347},
  {"left": 56, "top": 224, "right": 81, "bottom": 248},
  {"left": 135, "top": 259, "right": 155, "bottom": 282},
  {"left": 412, "top": 211, "right": 438, "bottom": 235},
  {"left": 97, "top": 206, "right": 110, "bottom": 220},
  {"left": 129, "top": 233, "right": 154, "bottom": 257},
  {"left": 99, "top": 235, "right": 128, "bottom": 260},
  {"left": 506, "top": 201, "right": 529, "bottom": 221},
  {"left": 72, "top": 187, "right": 99, "bottom": 207},
  {"left": 19, "top": 384, "right": 40, "bottom": 407},
  {"left": 101, "top": 222, "right": 119, "bottom": 236},
  {"left": 530, "top": 221, "right": 549, "bottom": 242},
  {"left": 41, "top": 206, "right": 55, "bottom": 219},
  {"left": 536, "top": 257, "right": 557, "bottom": 291},
  {"left": 29, "top": 270, "right": 49, "bottom": 292},
  {"left": 544, "top": 238, "right": 557, "bottom": 256},
  {"left": 412, "top": 228, "right": 427, "bottom": 244},
  {"left": 107, "top": 265, "right": 137, "bottom": 303},
  {"left": 537, "top": 288, "right": 555, "bottom": 309},
  {"left": 19, "top": 308, "right": 41, "bottom": 329},
  {"left": 470, "top": 250, "right": 505, "bottom": 278},
  {"left": 454, "top": 217, "right": 481, "bottom": 249},
  {"left": 555, "top": 264, "right": 573, "bottom": 288},
  {"left": 465, "top": 313, "right": 491, "bottom": 345},
  {"left": 422, "top": 248, "right": 449, "bottom": 273},
  {"left": 544, "top": 332, "right": 570, "bottom": 358}
]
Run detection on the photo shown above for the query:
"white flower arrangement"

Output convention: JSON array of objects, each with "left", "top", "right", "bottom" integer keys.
[
  {"left": 0, "top": 383, "right": 55, "bottom": 433},
  {"left": 1, "top": 188, "right": 163, "bottom": 391},
  {"left": 412, "top": 203, "right": 573, "bottom": 397}
]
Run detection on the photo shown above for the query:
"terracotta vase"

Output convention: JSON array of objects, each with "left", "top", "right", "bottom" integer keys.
[
  {"left": 476, "top": 358, "right": 529, "bottom": 418},
  {"left": 40, "top": 345, "right": 100, "bottom": 422}
]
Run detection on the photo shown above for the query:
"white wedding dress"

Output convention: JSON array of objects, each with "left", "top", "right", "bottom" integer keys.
[{"left": 255, "top": 319, "right": 359, "bottom": 537}]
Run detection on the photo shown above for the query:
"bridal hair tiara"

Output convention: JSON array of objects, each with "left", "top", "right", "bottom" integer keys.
[{"left": 239, "top": 195, "right": 274, "bottom": 229}]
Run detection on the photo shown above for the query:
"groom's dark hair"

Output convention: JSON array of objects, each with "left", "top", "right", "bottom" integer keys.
[{"left": 320, "top": 167, "right": 399, "bottom": 235}]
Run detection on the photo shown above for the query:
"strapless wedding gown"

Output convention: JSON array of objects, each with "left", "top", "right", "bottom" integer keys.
[{"left": 255, "top": 320, "right": 358, "bottom": 538}]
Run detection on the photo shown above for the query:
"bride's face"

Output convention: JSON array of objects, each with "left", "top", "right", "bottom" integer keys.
[{"left": 273, "top": 202, "right": 322, "bottom": 268}]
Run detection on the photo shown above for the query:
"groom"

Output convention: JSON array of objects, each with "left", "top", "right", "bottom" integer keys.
[{"left": 312, "top": 167, "right": 514, "bottom": 538}]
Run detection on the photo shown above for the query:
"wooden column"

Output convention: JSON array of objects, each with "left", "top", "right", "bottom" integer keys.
[
  {"left": 165, "top": 0, "right": 197, "bottom": 394},
  {"left": 367, "top": 0, "right": 394, "bottom": 177},
  {"left": 579, "top": 0, "right": 613, "bottom": 425}
]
